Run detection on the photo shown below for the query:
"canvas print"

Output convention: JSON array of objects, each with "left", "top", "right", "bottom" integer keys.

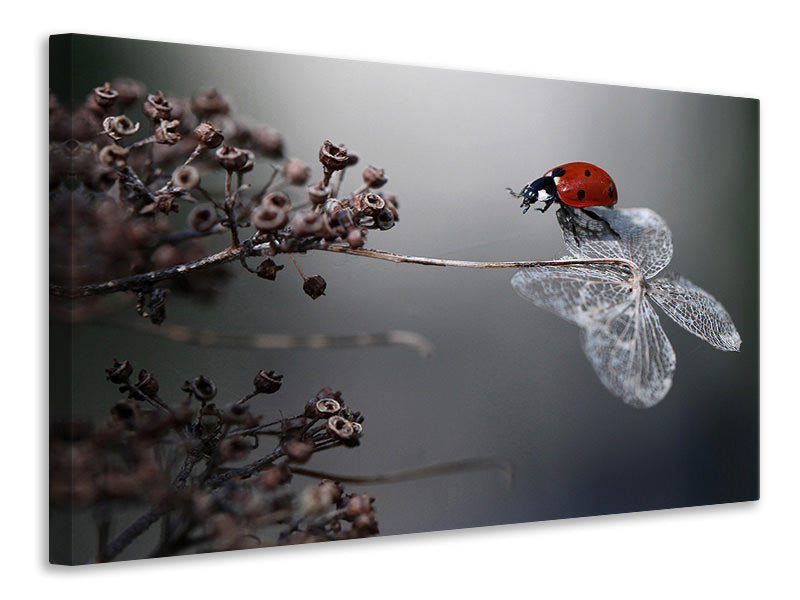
[{"left": 49, "top": 34, "right": 759, "bottom": 564}]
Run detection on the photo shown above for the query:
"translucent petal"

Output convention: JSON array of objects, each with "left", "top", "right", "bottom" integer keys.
[
  {"left": 511, "top": 262, "right": 631, "bottom": 328},
  {"left": 647, "top": 273, "right": 742, "bottom": 351},
  {"left": 581, "top": 295, "right": 676, "bottom": 408},
  {"left": 511, "top": 265, "right": 676, "bottom": 407},
  {"left": 560, "top": 207, "right": 673, "bottom": 279}
]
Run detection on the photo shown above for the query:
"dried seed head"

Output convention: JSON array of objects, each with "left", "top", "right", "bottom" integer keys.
[
  {"left": 251, "top": 127, "right": 283, "bottom": 156},
  {"left": 307, "top": 182, "right": 330, "bottom": 206},
  {"left": 215, "top": 145, "right": 250, "bottom": 172},
  {"left": 173, "top": 165, "right": 201, "bottom": 191},
  {"left": 186, "top": 375, "right": 217, "bottom": 402},
  {"left": 255, "top": 258, "right": 284, "bottom": 281},
  {"left": 318, "top": 479, "right": 344, "bottom": 506},
  {"left": 154, "top": 119, "right": 182, "bottom": 145},
  {"left": 326, "top": 415, "right": 355, "bottom": 440},
  {"left": 374, "top": 208, "right": 396, "bottom": 230},
  {"left": 240, "top": 149, "right": 256, "bottom": 173},
  {"left": 346, "top": 228, "right": 365, "bottom": 248},
  {"left": 302, "top": 275, "right": 327, "bottom": 299},
  {"left": 102, "top": 115, "right": 140, "bottom": 140},
  {"left": 253, "top": 369, "right": 283, "bottom": 394},
  {"left": 344, "top": 493, "right": 375, "bottom": 520},
  {"left": 98, "top": 144, "right": 130, "bottom": 169},
  {"left": 193, "top": 122, "right": 224, "bottom": 148},
  {"left": 251, "top": 203, "right": 288, "bottom": 233},
  {"left": 291, "top": 212, "right": 325, "bottom": 237},
  {"left": 262, "top": 191, "right": 291, "bottom": 210},
  {"left": 284, "top": 158, "right": 311, "bottom": 185},
  {"left": 284, "top": 439, "right": 314, "bottom": 464},
  {"left": 362, "top": 165, "right": 387, "bottom": 188},
  {"left": 190, "top": 88, "right": 230, "bottom": 116},
  {"left": 319, "top": 140, "right": 351, "bottom": 172},
  {"left": 142, "top": 91, "right": 172, "bottom": 122},
  {"left": 135, "top": 370, "right": 159, "bottom": 397},
  {"left": 305, "top": 397, "right": 342, "bottom": 418},
  {"left": 259, "top": 465, "right": 292, "bottom": 490},
  {"left": 218, "top": 436, "right": 250, "bottom": 462},
  {"left": 92, "top": 82, "right": 119, "bottom": 109},
  {"left": 111, "top": 78, "right": 144, "bottom": 107},
  {"left": 106, "top": 359, "right": 133, "bottom": 384},
  {"left": 351, "top": 192, "right": 385, "bottom": 218}
]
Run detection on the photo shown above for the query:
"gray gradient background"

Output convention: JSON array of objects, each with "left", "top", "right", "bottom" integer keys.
[{"left": 53, "top": 35, "right": 758, "bottom": 559}]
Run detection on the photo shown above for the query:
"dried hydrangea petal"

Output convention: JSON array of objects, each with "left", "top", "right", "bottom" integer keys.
[
  {"left": 560, "top": 207, "right": 673, "bottom": 279},
  {"left": 647, "top": 273, "right": 742, "bottom": 351},
  {"left": 580, "top": 295, "right": 676, "bottom": 408}
]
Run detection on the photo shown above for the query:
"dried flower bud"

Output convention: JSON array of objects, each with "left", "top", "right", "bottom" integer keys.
[
  {"left": 102, "top": 115, "right": 140, "bottom": 140},
  {"left": 351, "top": 192, "right": 385, "bottom": 218},
  {"left": 193, "top": 122, "right": 224, "bottom": 148},
  {"left": 173, "top": 165, "right": 200, "bottom": 191},
  {"left": 251, "top": 127, "right": 283, "bottom": 155},
  {"left": 284, "top": 439, "right": 314, "bottom": 463},
  {"left": 302, "top": 275, "right": 327, "bottom": 299},
  {"left": 319, "top": 479, "right": 344, "bottom": 506},
  {"left": 110, "top": 400, "right": 136, "bottom": 423},
  {"left": 222, "top": 402, "right": 250, "bottom": 425},
  {"left": 251, "top": 203, "right": 288, "bottom": 233},
  {"left": 135, "top": 370, "right": 159, "bottom": 397},
  {"left": 291, "top": 212, "right": 325, "bottom": 237},
  {"left": 346, "top": 228, "right": 365, "bottom": 248},
  {"left": 319, "top": 140, "right": 351, "bottom": 172},
  {"left": 307, "top": 182, "right": 330, "bottom": 206},
  {"left": 143, "top": 91, "right": 172, "bottom": 122},
  {"left": 190, "top": 88, "right": 230, "bottom": 116},
  {"left": 218, "top": 436, "right": 250, "bottom": 462},
  {"left": 374, "top": 208, "right": 396, "bottom": 230},
  {"left": 344, "top": 493, "right": 375, "bottom": 520},
  {"left": 262, "top": 191, "right": 291, "bottom": 210},
  {"left": 326, "top": 415, "right": 355, "bottom": 440},
  {"left": 154, "top": 119, "right": 182, "bottom": 145},
  {"left": 98, "top": 144, "right": 130, "bottom": 169},
  {"left": 253, "top": 369, "right": 283, "bottom": 394},
  {"left": 283, "top": 158, "right": 311, "bottom": 185},
  {"left": 255, "top": 258, "right": 284, "bottom": 281},
  {"left": 216, "top": 145, "right": 250, "bottom": 172},
  {"left": 305, "top": 397, "right": 342, "bottom": 418},
  {"left": 184, "top": 375, "right": 217, "bottom": 402},
  {"left": 106, "top": 359, "right": 133, "bottom": 384},
  {"left": 92, "top": 82, "right": 119, "bottom": 109},
  {"left": 259, "top": 465, "right": 292, "bottom": 490},
  {"left": 186, "top": 204, "right": 217, "bottom": 233},
  {"left": 362, "top": 165, "right": 387, "bottom": 188},
  {"left": 111, "top": 78, "right": 144, "bottom": 107},
  {"left": 240, "top": 149, "right": 256, "bottom": 173}
]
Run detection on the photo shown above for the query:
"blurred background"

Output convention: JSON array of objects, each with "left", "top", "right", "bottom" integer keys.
[{"left": 51, "top": 35, "right": 758, "bottom": 558}]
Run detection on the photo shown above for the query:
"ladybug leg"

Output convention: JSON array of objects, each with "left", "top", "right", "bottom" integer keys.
[
  {"left": 577, "top": 208, "right": 620, "bottom": 240},
  {"left": 556, "top": 206, "right": 582, "bottom": 244},
  {"left": 535, "top": 198, "right": 555, "bottom": 213}
]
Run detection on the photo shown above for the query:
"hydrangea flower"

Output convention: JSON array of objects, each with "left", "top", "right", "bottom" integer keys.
[{"left": 511, "top": 207, "right": 740, "bottom": 408}]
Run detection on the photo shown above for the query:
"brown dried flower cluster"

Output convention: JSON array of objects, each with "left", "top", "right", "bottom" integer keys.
[
  {"left": 50, "top": 361, "right": 375, "bottom": 562},
  {"left": 49, "top": 80, "right": 400, "bottom": 321}
]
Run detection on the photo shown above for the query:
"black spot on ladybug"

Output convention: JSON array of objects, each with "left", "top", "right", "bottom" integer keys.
[
  {"left": 552, "top": 167, "right": 566, "bottom": 177},
  {"left": 608, "top": 186, "right": 614, "bottom": 198},
  {"left": 584, "top": 169, "right": 591, "bottom": 177},
  {"left": 577, "top": 189, "right": 586, "bottom": 200}
]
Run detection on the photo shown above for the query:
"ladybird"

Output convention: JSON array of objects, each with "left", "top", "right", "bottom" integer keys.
[{"left": 508, "top": 162, "right": 619, "bottom": 240}]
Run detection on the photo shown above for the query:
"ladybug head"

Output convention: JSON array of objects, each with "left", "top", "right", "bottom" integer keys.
[{"left": 517, "top": 176, "right": 558, "bottom": 214}]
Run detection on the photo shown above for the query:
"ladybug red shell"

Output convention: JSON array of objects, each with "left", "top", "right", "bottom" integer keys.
[
  {"left": 509, "top": 162, "right": 617, "bottom": 214},
  {"left": 544, "top": 162, "right": 617, "bottom": 208}
]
